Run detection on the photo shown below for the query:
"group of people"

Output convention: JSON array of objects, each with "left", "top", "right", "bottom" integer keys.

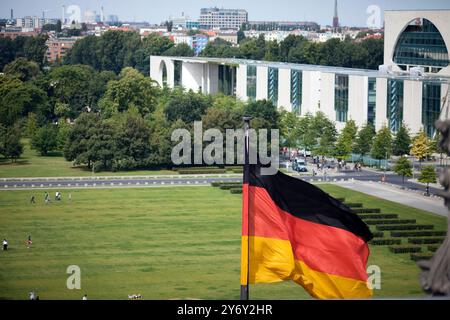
[
  {"left": 128, "top": 294, "right": 143, "bottom": 300},
  {"left": 32, "top": 191, "right": 70, "bottom": 204},
  {"left": 2, "top": 235, "right": 33, "bottom": 251}
]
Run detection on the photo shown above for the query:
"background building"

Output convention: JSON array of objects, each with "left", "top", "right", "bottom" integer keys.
[{"left": 199, "top": 7, "right": 248, "bottom": 30}]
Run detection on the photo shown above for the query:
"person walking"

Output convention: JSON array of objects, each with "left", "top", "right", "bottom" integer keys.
[
  {"left": 2, "top": 238, "right": 8, "bottom": 251},
  {"left": 44, "top": 192, "right": 50, "bottom": 204},
  {"left": 26, "top": 235, "right": 32, "bottom": 248},
  {"left": 82, "top": 294, "right": 88, "bottom": 300},
  {"left": 30, "top": 195, "right": 36, "bottom": 204}
]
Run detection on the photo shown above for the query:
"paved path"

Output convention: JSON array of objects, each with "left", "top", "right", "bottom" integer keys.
[{"left": 337, "top": 180, "right": 448, "bottom": 217}]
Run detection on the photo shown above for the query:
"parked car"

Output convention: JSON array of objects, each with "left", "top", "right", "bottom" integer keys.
[{"left": 293, "top": 158, "right": 308, "bottom": 172}]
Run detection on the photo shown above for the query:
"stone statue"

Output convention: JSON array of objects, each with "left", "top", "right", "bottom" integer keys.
[{"left": 417, "top": 120, "right": 450, "bottom": 296}]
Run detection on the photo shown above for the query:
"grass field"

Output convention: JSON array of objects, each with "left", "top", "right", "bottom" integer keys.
[
  {"left": 0, "top": 185, "right": 447, "bottom": 300},
  {"left": 0, "top": 140, "right": 175, "bottom": 178}
]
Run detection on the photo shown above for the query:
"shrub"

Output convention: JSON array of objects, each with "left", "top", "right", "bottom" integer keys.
[
  {"left": 376, "top": 224, "right": 434, "bottom": 231},
  {"left": 220, "top": 185, "right": 242, "bottom": 190},
  {"left": 358, "top": 214, "right": 399, "bottom": 220},
  {"left": 230, "top": 188, "right": 243, "bottom": 194},
  {"left": 335, "top": 198, "right": 346, "bottom": 202},
  {"left": 352, "top": 208, "right": 381, "bottom": 213},
  {"left": 427, "top": 245, "right": 440, "bottom": 252},
  {"left": 410, "top": 253, "right": 434, "bottom": 261},
  {"left": 391, "top": 231, "right": 446, "bottom": 238},
  {"left": 364, "top": 219, "right": 416, "bottom": 225},
  {"left": 369, "top": 238, "right": 401, "bottom": 246},
  {"left": 173, "top": 166, "right": 220, "bottom": 171},
  {"left": 408, "top": 237, "right": 445, "bottom": 244},
  {"left": 389, "top": 245, "right": 422, "bottom": 254},
  {"left": 371, "top": 231, "right": 384, "bottom": 238}
]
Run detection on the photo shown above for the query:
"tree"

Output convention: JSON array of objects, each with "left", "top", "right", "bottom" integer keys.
[
  {"left": 1, "top": 124, "right": 23, "bottom": 162},
  {"left": 3, "top": 57, "right": 41, "bottom": 81},
  {"left": 25, "top": 112, "right": 38, "bottom": 138},
  {"left": 56, "top": 20, "right": 62, "bottom": 33},
  {"left": 393, "top": 156, "right": 413, "bottom": 184},
  {"left": 279, "top": 110, "right": 300, "bottom": 154},
  {"left": 334, "top": 120, "right": 357, "bottom": 159},
  {"left": 392, "top": 123, "right": 411, "bottom": 156},
  {"left": 88, "top": 121, "right": 116, "bottom": 171},
  {"left": 164, "top": 88, "right": 210, "bottom": 124},
  {"left": 371, "top": 125, "right": 392, "bottom": 167},
  {"left": 244, "top": 99, "right": 280, "bottom": 130},
  {"left": 410, "top": 130, "right": 431, "bottom": 168},
  {"left": 237, "top": 27, "right": 246, "bottom": 44},
  {"left": 418, "top": 165, "right": 437, "bottom": 196},
  {"left": 354, "top": 123, "right": 375, "bottom": 158},
  {"left": 134, "top": 34, "right": 174, "bottom": 75},
  {"left": 163, "top": 43, "right": 195, "bottom": 57},
  {"left": 31, "top": 124, "right": 59, "bottom": 156},
  {"left": 98, "top": 67, "right": 159, "bottom": 118}
]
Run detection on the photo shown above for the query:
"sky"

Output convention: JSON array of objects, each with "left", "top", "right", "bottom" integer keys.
[{"left": 1, "top": 0, "right": 450, "bottom": 27}]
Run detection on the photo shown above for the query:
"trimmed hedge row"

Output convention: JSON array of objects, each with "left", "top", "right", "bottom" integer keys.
[
  {"left": 388, "top": 245, "right": 422, "bottom": 254},
  {"left": 369, "top": 238, "right": 401, "bottom": 245},
  {"left": 371, "top": 231, "right": 384, "bottom": 238},
  {"left": 211, "top": 182, "right": 242, "bottom": 188},
  {"left": 408, "top": 237, "right": 446, "bottom": 244},
  {"left": 219, "top": 185, "right": 242, "bottom": 190},
  {"left": 428, "top": 245, "right": 440, "bottom": 252},
  {"left": 230, "top": 188, "right": 243, "bottom": 194},
  {"left": 364, "top": 219, "right": 416, "bottom": 225},
  {"left": 410, "top": 253, "right": 434, "bottom": 261},
  {"left": 391, "top": 231, "right": 446, "bottom": 238},
  {"left": 335, "top": 198, "right": 346, "bottom": 202},
  {"left": 358, "top": 214, "right": 399, "bottom": 220},
  {"left": 179, "top": 169, "right": 227, "bottom": 174},
  {"left": 173, "top": 166, "right": 221, "bottom": 171},
  {"left": 343, "top": 203, "right": 363, "bottom": 208},
  {"left": 376, "top": 224, "right": 434, "bottom": 231},
  {"left": 231, "top": 169, "right": 243, "bottom": 174},
  {"left": 352, "top": 208, "right": 381, "bottom": 214}
]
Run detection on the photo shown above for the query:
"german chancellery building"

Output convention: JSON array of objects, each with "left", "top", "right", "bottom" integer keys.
[{"left": 150, "top": 10, "right": 450, "bottom": 137}]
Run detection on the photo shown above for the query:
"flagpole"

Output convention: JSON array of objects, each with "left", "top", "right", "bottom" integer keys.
[{"left": 240, "top": 116, "right": 252, "bottom": 301}]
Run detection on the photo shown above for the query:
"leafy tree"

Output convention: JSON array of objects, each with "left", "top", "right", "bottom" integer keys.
[
  {"left": 334, "top": 120, "right": 357, "bottom": 159},
  {"left": 164, "top": 88, "right": 210, "bottom": 124},
  {"left": 163, "top": 43, "right": 195, "bottom": 57},
  {"left": 353, "top": 122, "right": 375, "bottom": 157},
  {"left": 25, "top": 112, "right": 38, "bottom": 138},
  {"left": 56, "top": 121, "right": 71, "bottom": 151},
  {"left": 3, "top": 57, "right": 41, "bottom": 81},
  {"left": 134, "top": 34, "right": 174, "bottom": 75},
  {"left": 393, "top": 156, "right": 413, "bottom": 184},
  {"left": 1, "top": 124, "right": 23, "bottom": 162},
  {"left": 23, "top": 35, "right": 48, "bottom": 66},
  {"left": 237, "top": 28, "right": 246, "bottom": 44},
  {"left": 392, "top": 123, "right": 411, "bottom": 156},
  {"left": 410, "top": 130, "right": 431, "bottom": 168},
  {"left": 297, "top": 113, "right": 316, "bottom": 151},
  {"left": 31, "top": 124, "right": 59, "bottom": 156},
  {"left": 88, "top": 121, "right": 116, "bottom": 171},
  {"left": 371, "top": 125, "right": 392, "bottom": 167},
  {"left": 244, "top": 99, "right": 280, "bottom": 130},
  {"left": 279, "top": 110, "right": 300, "bottom": 153},
  {"left": 310, "top": 112, "right": 337, "bottom": 156},
  {"left": 419, "top": 165, "right": 437, "bottom": 196},
  {"left": 98, "top": 67, "right": 159, "bottom": 118}
]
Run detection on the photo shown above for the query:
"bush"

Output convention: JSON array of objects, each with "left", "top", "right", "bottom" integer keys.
[
  {"left": 211, "top": 182, "right": 242, "bottom": 188},
  {"left": 352, "top": 208, "right": 381, "bottom": 213},
  {"left": 391, "top": 231, "right": 446, "bottom": 238},
  {"left": 343, "top": 203, "right": 363, "bottom": 208},
  {"left": 364, "top": 219, "right": 416, "bottom": 225},
  {"left": 376, "top": 224, "right": 434, "bottom": 231},
  {"left": 410, "top": 253, "right": 434, "bottom": 261},
  {"left": 335, "top": 198, "right": 346, "bottom": 202},
  {"left": 371, "top": 231, "right": 384, "bottom": 238},
  {"left": 389, "top": 245, "right": 422, "bottom": 254},
  {"left": 358, "top": 214, "right": 399, "bottom": 220},
  {"left": 408, "top": 237, "right": 445, "bottom": 244},
  {"left": 178, "top": 169, "right": 227, "bottom": 175},
  {"left": 428, "top": 245, "right": 440, "bottom": 252},
  {"left": 220, "top": 185, "right": 242, "bottom": 190},
  {"left": 231, "top": 169, "right": 243, "bottom": 174},
  {"left": 173, "top": 166, "right": 221, "bottom": 171},
  {"left": 369, "top": 238, "right": 401, "bottom": 246},
  {"left": 230, "top": 188, "right": 243, "bottom": 194}
]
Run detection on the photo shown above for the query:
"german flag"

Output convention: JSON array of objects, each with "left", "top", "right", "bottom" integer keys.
[{"left": 241, "top": 165, "right": 373, "bottom": 299}]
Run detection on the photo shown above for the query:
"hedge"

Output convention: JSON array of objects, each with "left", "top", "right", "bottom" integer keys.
[
  {"left": 352, "top": 208, "right": 381, "bottom": 214},
  {"left": 335, "top": 198, "right": 346, "bottom": 202},
  {"left": 376, "top": 224, "right": 434, "bottom": 231},
  {"left": 178, "top": 169, "right": 227, "bottom": 175},
  {"left": 364, "top": 219, "right": 416, "bottom": 226},
  {"left": 230, "top": 188, "right": 243, "bottom": 194},
  {"left": 220, "top": 185, "right": 242, "bottom": 190},
  {"left": 211, "top": 182, "right": 242, "bottom": 187},
  {"left": 358, "top": 214, "right": 399, "bottom": 220},
  {"left": 410, "top": 253, "right": 434, "bottom": 261},
  {"left": 427, "top": 245, "right": 441, "bottom": 252},
  {"left": 343, "top": 203, "right": 363, "bottom": 208},
  {"left": 371, "top": 231, "right": 384, "bottom": 238},
  {"left": 388, "top": 245, "right": 422, "bottom": 254},
  {"left": 231, "top": 169, "right": 244, "bottom": 174},
  {"left": 408, "top": 237, "right": 446, "bottom": 244},
  {"left": 172, "top": 166, "right": 221, "bottom": 171},
  {"left": 369, "top": 238, "right": 401, "bottom": 246},
  {"left": 391, "top": 231, "right": 446, "bottom": 238}
]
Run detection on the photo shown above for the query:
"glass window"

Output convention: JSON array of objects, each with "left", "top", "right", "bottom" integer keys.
[
  {"left": 247, "top": 65, "right": 257, "bottom": 101},
  {"left": 387, "top": 79, "right": 404, "bottom": 132},
  {"left": 422, "top": 83, "right": 441, "bottom": 137},
  {"left": 268, "top": 67, "right": 279, "bottom": 106},
  {"left": 290, "top": 70, "right": 302, "bottom": 115},
  {"left": 368, "top": 78, "right": 376, "bottom": 125},
  {"left": 218, "top": 65, "right": 236, "bottom": 96},
  {"left": 335, "top": 74, "right": 349, "bottom": 122},
  {"left": 174, "top": 60, "right": 182, "bottom": 87}
]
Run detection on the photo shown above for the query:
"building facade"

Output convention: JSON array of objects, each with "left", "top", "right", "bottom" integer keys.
[
  {"left": 199, "top": 8, "right": 248, "bottom": 30},
  {"left": 150, "top": 10, "right": 450, "bottom": 137},
  {"left": 46, "top": 37, "right": 80, "bottom": 63}
]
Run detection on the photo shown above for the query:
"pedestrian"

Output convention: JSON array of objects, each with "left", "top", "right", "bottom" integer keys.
[
  {"left": 82, "top": 294, "right": 88, "bottom": 300},
  {"left": 2, "top": 238, "right": 8, "bottom": 251},
  {"left": 44, "top": 192, "right": 50, "bottom": 204},
  {"left": 30, "top": 195, "right": 35, "bottom": 204},
  {"left": 26, "top": 235, "right": 32, "bottom": 248}
]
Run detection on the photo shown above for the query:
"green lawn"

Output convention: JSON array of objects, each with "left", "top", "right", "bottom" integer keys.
[
  {"left": 0, "top": 185, "right": 447, "bottom": 300},
  {"left": 0, "top": 140, "right": 176, "bottom": 178}
]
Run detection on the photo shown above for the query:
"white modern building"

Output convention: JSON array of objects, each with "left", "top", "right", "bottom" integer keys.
[
  {"left": 199, "top": 8, "right": 248, "bottom": 30},
  {"left": 150, "top": 10, "right": 450, "bottom": 137}
]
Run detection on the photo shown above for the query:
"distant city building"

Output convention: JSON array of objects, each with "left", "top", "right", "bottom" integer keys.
[
  {"left": 0, "top": 26, "right": 38, "bottom": 39},
  {"left": 199, "top": 7, "right": 248, "bottom": 30},
  {"left": 171, "top": 33, "right": 209, "bottom": 55},
  {"left": 46, "top": 37, "right": 80, "bottom": 63},
  {"left": 333, "top": 0, "right": 340, "bottom": 29},
  {"left": 107, "top": 15, "right": 119, "bottom": 24}
]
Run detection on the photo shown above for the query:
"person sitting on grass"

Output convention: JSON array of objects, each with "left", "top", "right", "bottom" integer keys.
[{"left": 2, "top": 238, "right": 8, "bottom": 251}]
